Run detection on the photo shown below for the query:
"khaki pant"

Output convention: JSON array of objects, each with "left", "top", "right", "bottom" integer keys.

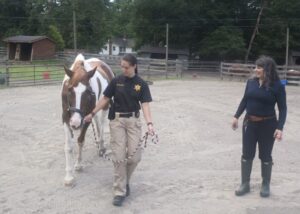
[{"left": 109, "top": 115, "right": 142, "bottom": 196}]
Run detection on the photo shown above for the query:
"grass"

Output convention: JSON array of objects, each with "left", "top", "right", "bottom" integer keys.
[{"left": 0, "top": 63, "right": 65, "bottom": 82}]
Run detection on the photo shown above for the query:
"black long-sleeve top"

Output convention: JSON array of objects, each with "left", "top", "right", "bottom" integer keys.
[{"left": 234, "top": 78, "right": 287, "bottom": 130}]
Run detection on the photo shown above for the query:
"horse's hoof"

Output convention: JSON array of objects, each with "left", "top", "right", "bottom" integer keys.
[
  {"left": 64, "top": 177, "right": 75, "bottom": 186},
  {"left": 99, "top": 148, "right": 106, "bottom": 157},
  {"left": 74, "top": 165, "right": 83, "bottom": 172}
]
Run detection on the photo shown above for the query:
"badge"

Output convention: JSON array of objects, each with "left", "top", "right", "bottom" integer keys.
[{"left": 134, "top": 84, "right": 141, "bottom": 92}]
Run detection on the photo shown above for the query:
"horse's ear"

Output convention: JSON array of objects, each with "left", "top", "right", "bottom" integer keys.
[
  {"left": 64, "top": 66, "right": 73, "bottom": 78},
  {"left": 87, "top": 67, "right": 97, "bottom": 79}
]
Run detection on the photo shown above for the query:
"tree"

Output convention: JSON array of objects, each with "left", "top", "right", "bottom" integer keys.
[
  {"left": 48, "top": 25, "right": 65, "bottom": 50},
  {"left": 199, "top": 26, "right": 246, "bottom": 60},
  {"left": 244, "top": 0, "right": 267, "bottom": 63},
  {"left": 250, "top": 0, "right": 300, "bottom": 63},
  {"left": 0, "top": 0, "right": 29, "bottom": 38},
  {"left": 107, "top": 0, "right": 135, "bottom": 39}
]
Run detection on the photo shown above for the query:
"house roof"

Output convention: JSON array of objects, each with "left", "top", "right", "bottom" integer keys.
[
  {"left": 138, "top": 46, "right": 189, "bottom": 55},
  {"left": 291, "top": 51, "right": 300, "bottom": 57},
  {"left": 3, "top": 35, "right": 54, "bottom": 43},
  {"left": 111, "top": 38, "right": 135, "bottom": 48}
]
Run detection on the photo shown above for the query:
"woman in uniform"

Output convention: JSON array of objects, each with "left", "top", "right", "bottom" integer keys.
[
  {"left": 232, "top": 55, "right": 287, "bottom": 197},
  {"left": 84, "top": 54, "right": 154, "bottom": 206}
]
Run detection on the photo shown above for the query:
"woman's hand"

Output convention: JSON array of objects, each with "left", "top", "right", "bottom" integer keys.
[
  {"left": 232, "top": 117, "right": 238, "bottom": 130},
  {"left": 147, "top": 123, "right": 154, "bottom": 135},
  {"left": 274, "top": 129, "right": 283, "bottom": 141},
  {"left": 84, "top": 113, "right": 93, "bottom": 123}
]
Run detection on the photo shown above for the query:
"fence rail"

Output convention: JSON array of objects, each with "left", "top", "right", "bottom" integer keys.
[
  {"left": 0, "top": 63, "right": 64, "bottom": 87},
  {"left": 220, "top": 62, "right": 300, "bottom": 85},
  {"left": 2, "top": 53, "right": 299, "bottom": 87}
]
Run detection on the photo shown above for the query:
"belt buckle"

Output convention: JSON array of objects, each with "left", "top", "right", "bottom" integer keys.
[{"left": 135, "top": 111, "right": 140, "bottom": 118}]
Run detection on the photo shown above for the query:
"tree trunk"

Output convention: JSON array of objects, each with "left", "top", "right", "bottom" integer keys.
[{"left": 245, "top": 0, "right": 267, "bottom": 63}]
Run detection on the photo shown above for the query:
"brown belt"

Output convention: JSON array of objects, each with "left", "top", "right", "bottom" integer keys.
[{"left": 247, "top": 115, "right": 276, "bottom": 122}]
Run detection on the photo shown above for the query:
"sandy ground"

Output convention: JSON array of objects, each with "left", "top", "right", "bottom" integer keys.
[{"left": 0, "top": 77, "right": 300, "bottom": 214}]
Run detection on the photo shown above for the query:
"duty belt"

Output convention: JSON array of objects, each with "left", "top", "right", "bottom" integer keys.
[{"left": 116, "top": 111, "right": 140, "bottom": 118}]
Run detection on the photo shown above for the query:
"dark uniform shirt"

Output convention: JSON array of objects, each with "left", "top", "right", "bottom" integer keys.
[
  {"left": 103, "top": 74, "right": 152, "bottom": 112},
  {"left": 234, "top": 78, "right": 287, "bottom": 130}
]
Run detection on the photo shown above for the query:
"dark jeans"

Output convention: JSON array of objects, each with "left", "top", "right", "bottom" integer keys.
[{"left": 242, "top": 116, "right": 277, "bottom": 162}]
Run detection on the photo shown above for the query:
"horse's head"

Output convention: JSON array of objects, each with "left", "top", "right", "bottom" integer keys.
[{"left": 62, "top": 60, "right": 97, "bottom": 130}]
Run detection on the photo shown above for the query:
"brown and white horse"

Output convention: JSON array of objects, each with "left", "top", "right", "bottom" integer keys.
[{"left": 61, "top": 54, "right": 114, "bottom": 185}]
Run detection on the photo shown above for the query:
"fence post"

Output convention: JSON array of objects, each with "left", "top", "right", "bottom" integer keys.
[
  {"left": 220, "top": 62, "right": 223, "bottom": 80},
  {"left": 175, "top": 59, "right": 179, "bottom": 78},
  {"left": 34, "top": 64, "right": 36, "bottom": 85},
  {"left": 147, "top": 63, "right": 150, "bottom": 80},
  {"left": 165, "top": 59, "right": 168, "bottom": 79},
  {"left": 5, "top": 62, "right": 9, "bottom": 86}
]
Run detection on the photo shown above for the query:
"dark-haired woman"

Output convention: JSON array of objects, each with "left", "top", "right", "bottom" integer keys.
[
  {"left": 84, "top": 54, "right": 154, "bottom": 206},
  {"left": 232, "top": 55, "right": 287, "bottom": 197}
]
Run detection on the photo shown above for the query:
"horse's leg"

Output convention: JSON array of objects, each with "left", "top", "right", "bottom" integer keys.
[
  {"left": 74, "top": 141, "right": 83, "bottom": 171},
  {"left": 94, "top": 110, "right": 108, "bottom": 156},
  {"left": 75, "top": 127, "right": 88, "bottom": 171},
  {"left": 63, "top": 123, "right": 75, "bottom": 186}
]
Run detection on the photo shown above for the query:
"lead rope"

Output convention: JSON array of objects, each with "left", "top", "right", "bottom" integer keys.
[{"left": 91, "top": 122, "right": 158, "bottom": 164}]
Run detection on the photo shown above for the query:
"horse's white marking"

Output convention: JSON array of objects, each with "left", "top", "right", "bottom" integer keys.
[
  {"left": 63, "top": 123, "right": 75, "bottom": 185},
  {"left": 69, "top": 83, "right": 86, "bottom": 128}
]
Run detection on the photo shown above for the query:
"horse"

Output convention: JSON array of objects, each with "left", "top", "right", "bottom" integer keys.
[{"left": 61, "top": 54, "right": 114, "bottom": 186}]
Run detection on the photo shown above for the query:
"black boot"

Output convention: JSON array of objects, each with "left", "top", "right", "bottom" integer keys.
[
  {"left": 112, "top": 196, "right": 125, "bottom": 206},
  {"left": 260, "top": 161, "right": 272, "bottom": 197},
  {"left": 235, "top": 158, "right": 253, "bottom": 196}
]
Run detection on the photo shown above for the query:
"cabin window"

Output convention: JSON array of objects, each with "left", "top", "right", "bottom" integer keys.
[{"left": 120, "top": 46, "right": 126, "bottom": 53}]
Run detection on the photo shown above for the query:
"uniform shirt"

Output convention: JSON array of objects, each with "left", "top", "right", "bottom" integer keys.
[
  {"left": 234, "top": 78, "right": 287, "bottom": 130},
  {"left": 103, "top": 74, "right": 152, "bottom": 112}
]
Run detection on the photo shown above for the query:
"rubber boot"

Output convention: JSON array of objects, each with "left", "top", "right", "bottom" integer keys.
[
  {"left": 260, "top": 161, "right": 272, "bottom": 197},
  {"left": 235, "top": 158, "right": 253, "bottom": 196}
]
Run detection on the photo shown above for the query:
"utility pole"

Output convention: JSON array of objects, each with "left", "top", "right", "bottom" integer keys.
[
  {"left": 285, "top": 27, "right": 289, "bottom": 80},
  {"left": 73, "top": 0, "right": 77, "bottom": 53},
  {"left": 165, "top": 23, "right": 169, "bottom": 78}
]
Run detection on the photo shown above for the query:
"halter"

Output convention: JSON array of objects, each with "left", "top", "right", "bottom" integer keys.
[{"left": 67, "top": 85, "right": 95, "bottom": 128}]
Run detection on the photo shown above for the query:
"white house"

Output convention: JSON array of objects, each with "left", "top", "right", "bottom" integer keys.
[{"left": 99, "top": 38, "right": 135, "bottom": 56}]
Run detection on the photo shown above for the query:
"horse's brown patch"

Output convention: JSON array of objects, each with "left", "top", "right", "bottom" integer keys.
[
  {"left": 88, "top": 61, "right": 114, "bottom": 81},
  {"left": 68, "top": 61, "right": 90, "bottom": 87},
  {"left": 62, "top": 80, "right": 75, "bottom": 123}
]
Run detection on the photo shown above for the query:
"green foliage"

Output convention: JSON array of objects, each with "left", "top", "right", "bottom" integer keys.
[
  {"left": 107, "top": 0, "right": 135, "bottom": 39},
  {"left": 1, "top": 0, "right": 300, "bottom": 62},
  {"left": 0, "top": 0, "right": 29, "bottom": 38},
  {"left": 199, "top": 26, "right": 246, "bottom": 60},
  {"left": 48, "top": 25, "right": 65, "bottom": 50},
  {"left": 251, "top": 0, "right": 300, "bottom": 63}
]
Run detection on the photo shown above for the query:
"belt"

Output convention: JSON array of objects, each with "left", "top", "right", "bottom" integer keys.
[
  {"left": 116, "top": 111, "right": 140, "bottom": 118},
  {"left": 247, "top": 115, "right": 276, "bottom": 122}
]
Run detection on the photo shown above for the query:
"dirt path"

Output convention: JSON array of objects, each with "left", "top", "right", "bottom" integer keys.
[{"left": 0, "top": 78, "right": 299, "bottom": 214}]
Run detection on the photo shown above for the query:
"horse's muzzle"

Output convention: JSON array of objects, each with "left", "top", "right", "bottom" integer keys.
[{"left": 68, "top": 107, "right": 85, "bottom": 129}]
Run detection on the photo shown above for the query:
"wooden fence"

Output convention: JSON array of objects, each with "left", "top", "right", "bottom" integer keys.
[
  {"left": 220, "top": 62, "right": 300, "bottom": 85},
  {"left": 9, "top": 51, "right": 300, "bottom": 87},
  {"left": 0, "top": 53, "right": 187, "bottom": 87},
  {"left": 1, "top": 57, "right": 300, "bottom": 87}
]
